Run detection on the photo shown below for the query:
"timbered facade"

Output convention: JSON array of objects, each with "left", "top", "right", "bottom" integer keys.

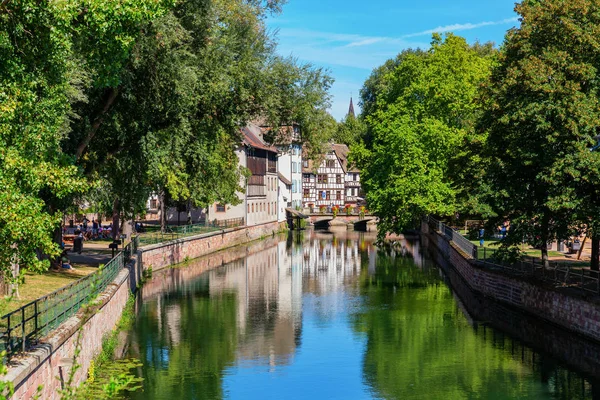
[{"left": 302, "top": 144, "right": 362, "bottom": 208}]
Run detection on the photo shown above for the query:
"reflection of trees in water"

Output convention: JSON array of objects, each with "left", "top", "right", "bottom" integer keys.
[
  {"left": 126, "top": 289, "right": 238, "bottom": 400},
  {"left": 353, "top": 253, "right": 595, "bottom": 400}
]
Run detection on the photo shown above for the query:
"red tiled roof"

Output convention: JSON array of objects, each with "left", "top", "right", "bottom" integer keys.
[{"left": 242, "top": 125, "right": 277, "bottom": 153}]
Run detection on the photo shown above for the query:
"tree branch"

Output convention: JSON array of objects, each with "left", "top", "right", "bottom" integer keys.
[{"left": 75, "top": 88, "right": 119, "bottom": 161}]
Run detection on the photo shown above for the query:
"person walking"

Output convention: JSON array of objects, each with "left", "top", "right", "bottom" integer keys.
[{"left": 92, "top": 219, "right": 99, "bottom": 237}]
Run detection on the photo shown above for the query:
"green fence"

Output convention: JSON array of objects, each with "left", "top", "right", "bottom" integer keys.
[
  {"left": 137, "top": 218, "right": 244, "bottom": 246},
  {"left": 0, "top": 237, "right": 138, "bottom": 358}
]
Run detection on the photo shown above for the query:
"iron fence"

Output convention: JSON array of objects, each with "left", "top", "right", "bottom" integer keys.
[
  {"left": 137, "top": 218, "right": 245, "bottom": 247},
  {"left": 0, "top": 237, "right": 138, "bottom": 358},
  {"left": 426, "top": 217, "right": 600, "bottom": 295},
  {"left": 478, "top": 247, "right": 600, "bottom": 294},
  {"left": 427, "top": 216, "right": 477, "bottom": 258}
]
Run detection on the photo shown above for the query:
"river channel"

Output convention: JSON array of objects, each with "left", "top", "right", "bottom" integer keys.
[{"left": 123, "top": 230, "right": 600, "bottom": 399}]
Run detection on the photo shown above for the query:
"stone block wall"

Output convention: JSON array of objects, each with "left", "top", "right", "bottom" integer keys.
[
  {"left": 6, "top": 268, "right": 132, "bottom": 400},
  {"left": 139, "top": 221, "right": 284, "bottom": 272},
  {"left": 424, "top": 226, "right": 600, "bottom": 343}
]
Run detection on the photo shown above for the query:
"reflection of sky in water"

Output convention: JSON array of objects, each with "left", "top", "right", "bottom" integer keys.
[{"left": 223, "top": 305, "right": 372, "bottom": 400}]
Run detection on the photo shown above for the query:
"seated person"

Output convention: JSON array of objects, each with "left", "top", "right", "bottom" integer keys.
[{"left": 61, "top": 250, "right": 73, "bottom": 269}]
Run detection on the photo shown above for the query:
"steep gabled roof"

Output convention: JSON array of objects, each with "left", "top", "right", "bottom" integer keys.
[
  {"left": 331, "top": 143, "right": 360, "bottom": 173},
  {"left": 241, "top": 124, "right": 278, "bottom": 153}
]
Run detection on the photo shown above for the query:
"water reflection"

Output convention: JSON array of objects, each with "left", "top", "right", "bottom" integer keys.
[{"left": 125, "top": 230, "right": 599, "bottom": 400}]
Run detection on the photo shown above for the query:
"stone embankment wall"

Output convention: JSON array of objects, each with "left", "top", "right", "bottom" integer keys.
[
  {"left": 6, "top": 267, "right": 132, "bottom": 400},
  {"left": 138, "top": 221, "right": 284, "bottom": 273},
  {"left": 423, "top": 222, "right": 600, "bottom": 342},
  {"left": 7, "top": 221, "right": 285, "bottom": 399}
]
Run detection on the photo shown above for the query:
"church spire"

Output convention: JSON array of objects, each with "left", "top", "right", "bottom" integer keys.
[{"left": 348, "top": 97, "right": 355, "bottom": 118}]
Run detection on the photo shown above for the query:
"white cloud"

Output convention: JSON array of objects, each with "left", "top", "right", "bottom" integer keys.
[{"left": 402, "top": 17, "right": 519, "bottom": 38}]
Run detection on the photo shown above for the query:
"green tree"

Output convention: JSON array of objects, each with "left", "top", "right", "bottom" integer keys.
[
  {"left": 333, "top": 114, "right": 366, "bottom": 146},
  {"left": 354, "top": 34, "right": 494, "bottom": 239},
  {"left": 480, "top": 0, "right": 600, "bottom": 268}
]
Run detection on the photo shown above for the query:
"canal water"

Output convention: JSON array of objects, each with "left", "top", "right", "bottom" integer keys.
[{"left": 123, "top": 230, "right": 600, "bottom": 399}]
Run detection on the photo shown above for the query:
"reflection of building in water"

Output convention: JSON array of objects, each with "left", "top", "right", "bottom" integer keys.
[
  {"left": 207, "top": 242, "right": 303, "bottom": 368},
  {"left": 301, "top": 232, "right": 367, "bottom": 294}
]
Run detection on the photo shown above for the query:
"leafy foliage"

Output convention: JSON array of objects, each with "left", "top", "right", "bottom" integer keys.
[
  {"left": 480, "top": 0, "right": 600, "bottom": 264},
  {"left": 355, "top": 34, "right": 494, "bottom": 238}
]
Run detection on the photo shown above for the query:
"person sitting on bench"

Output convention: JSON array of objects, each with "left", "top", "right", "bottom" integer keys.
[{"left": 61, "top": 250, "right": 73, "bottom": 269}]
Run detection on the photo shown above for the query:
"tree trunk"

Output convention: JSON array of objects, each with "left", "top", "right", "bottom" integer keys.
[
  {"left": 112, "top": 197, "right": 120, "bottom": 241},
  {"left": 540, "top": 214, "right": 550, "bottom": 268},
  {"left": 592, "top": 235, "right": 599, "bottom": 271},
  {"left": 159, "top": 190, "right": 166, "bottom": 233},
  {"left": 75, "top": 88, "right": 119, "bottom": 161},
  {"left": 187, "top": 199, "right": 192, "bottom": 225},
  {"left": 577, "top": 235, "right": 587, "bottom": 260}
]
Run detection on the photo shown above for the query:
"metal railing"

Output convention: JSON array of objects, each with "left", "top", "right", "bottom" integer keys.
[
  {"left": 426, "top": 217, "right": 600, "bottom": 295},
  {"left": 137, "top": 218, "right": 245, "bottom": 246},
  {"left": 478, "top": 247, "right": 600, "bottom": 294},
  {"left": 427, "top": 216, "right": 477, "bottom": 258},
  {"left": 0, "top": 237, "right": 139, "bottom": 358}
]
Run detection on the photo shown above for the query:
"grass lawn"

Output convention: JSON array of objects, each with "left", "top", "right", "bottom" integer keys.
[{"left": 1, "top": 266, "right": 97, "bottom": 315}]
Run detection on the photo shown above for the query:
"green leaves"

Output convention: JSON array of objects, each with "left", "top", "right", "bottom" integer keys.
[
  {"left": 357, "top": 34, "right": 494, "bottom": 238},
  {"left": 481, "top": 0, "right": 600, "bottom": 252}
]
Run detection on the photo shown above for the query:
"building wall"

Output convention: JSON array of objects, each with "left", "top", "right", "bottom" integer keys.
[
  {"left": 302, "top": 172, "right": 316, "bottom": 208},
  {"left": 314, "top": 152, "right": 346, "bottom": 207},
  {"left": 290, "top": 144, "right": 303, "bottom": 209},
  {"left": 247, "top": 172, "right": 278, "bottom": 226},
  {"left": 345, "top": 172, "right": 361, "bottom": 204},
  {"left": 278, "top": 149, "right": 292, "bottom": 223}
]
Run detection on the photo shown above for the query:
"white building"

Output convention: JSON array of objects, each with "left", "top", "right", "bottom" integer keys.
[
  {"left": 276, "top": 126, "right": 303, "bottom": 222},
  {"left": 207, "top": 124, "right": 279, "bottom": 227}
]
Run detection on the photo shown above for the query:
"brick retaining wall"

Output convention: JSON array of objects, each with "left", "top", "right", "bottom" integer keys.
[
  {"left": 138, "top": 221, "right": 285, "bottom": 272},
  {"left": 5, "top": 266, "right": 132, "bottom": 400},
  {"left": 423, "top": 222, "right": 600, "bottom": 342}
]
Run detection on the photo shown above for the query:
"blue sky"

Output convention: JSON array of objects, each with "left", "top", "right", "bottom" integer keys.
[{"left": 267, "top": 0, "right": 520, "bottom": 120}]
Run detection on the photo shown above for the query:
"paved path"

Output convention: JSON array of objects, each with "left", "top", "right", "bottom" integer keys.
[{"left": 68, "top": 250, "right": 112, "bottom": 267}]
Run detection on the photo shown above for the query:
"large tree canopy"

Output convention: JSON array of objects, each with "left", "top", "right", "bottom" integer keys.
[
  {"left": 0, "top": 0, "right": 170, "bottom": 276},
  {"left": 0, "top": 0, "right": 335, "bottom": 281},
  {"left": 354, "top": 34, "right": 494, "bottom": 238},
  {"left": 481, "top": 0, "right": 600, "bottom": 267}
]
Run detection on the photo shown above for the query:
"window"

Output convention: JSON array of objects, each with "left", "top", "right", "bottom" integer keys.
[
  {"left": 353, "top": 188, "right": 357, "bottom": 196},
  {"left": 292, "top": 162, "right": 297, "bottom": 173},
  {"left": 252, "top": 204, "right": 255, "bottom": 213},
  {"left": 326, "top": 160, "right": 335, "bottom": 168},
  {"left": 336, "top": 175, "right": 341, "bottom": 184},
  {"left": 303, "top": 160, "right": 308, "bottom": 168},
  {"left": 317, "top": 174, "right": 328, "bottom": 184},
  {"left": 216, "top": 204, "right": 226, "bottom": 213},
  {"left": 304, "top": 189, "right": 310, "bottom": 199},
  {"left": 336, "top": 191, "right": 341, "bottom": 201},
  {"left": 268, "top": 203, "right": 270, "bottom": 214},
  {"left": 354, "top": 173, "right": 358, "bottom": 181},
  {"left": 248, "top": 204, "right": 250, "bottom": 213},
  {"left": 149, "top": 199, "right": 158, "bottom": 209},
  {"left": 326, "top": 191, "right": 331, "bottom": 200}
]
